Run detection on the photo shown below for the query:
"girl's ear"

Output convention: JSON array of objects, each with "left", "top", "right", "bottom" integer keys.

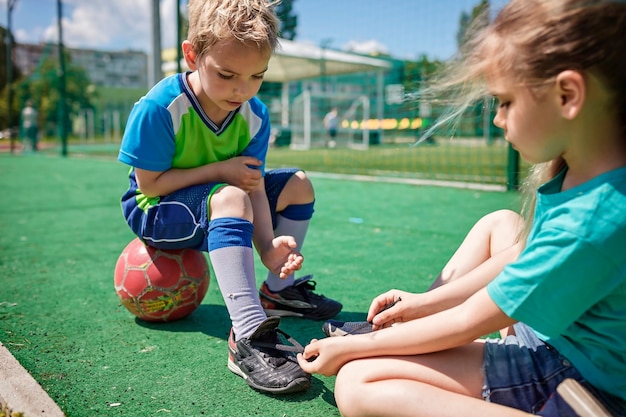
[
  {"left": 555, "top": 70, "right": 586, "bottom": 120},
  {"left": 182, "top": 41, "right": 198, "bottom": 70}
]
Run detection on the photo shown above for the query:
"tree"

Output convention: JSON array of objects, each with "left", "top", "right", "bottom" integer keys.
[
  {"left": 456, "top": 0, "right": 496, "bottom": 138},
  {"left": 457, "top": 12, "right": 471, "bottom": 50},
  {"left": 15, "top": 47, "right": 96, "bottom": 136},
  {"left": 0, "top": 26, "right": 11, "bottom": 91},
  {"left": 0, "top": 25, "right": 22, "bottom": 130},
  {"left": 275, "top": 0, "right": 297, "bottom": 40},
  {"left": 456, "top": 0, "right": 490, "bottom": 50}
]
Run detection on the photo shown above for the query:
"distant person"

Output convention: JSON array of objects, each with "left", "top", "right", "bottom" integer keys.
[
  {"left": 118, "top": 0, "right": 341, "bottom": 395},
  {"left": 21, "top": 100, "right": 38, "bottom": 151},
  {"left": 298, "top": 0, "right": 626, "bottom": 416},
  {"left": 323, "top": 107, "right": 339, "bottom": 148}
]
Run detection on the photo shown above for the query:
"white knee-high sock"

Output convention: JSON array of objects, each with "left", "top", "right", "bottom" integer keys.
[{"left": 208, "top": 217, "right": 266, "bottom": 340}]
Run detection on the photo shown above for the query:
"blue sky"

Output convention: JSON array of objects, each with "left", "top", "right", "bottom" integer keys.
[
  {"left": 1, "top": 0, "right": 509, "bottom": 61},
  {"left": 293, "top": 0, "right": 508, "bottom": 60}
]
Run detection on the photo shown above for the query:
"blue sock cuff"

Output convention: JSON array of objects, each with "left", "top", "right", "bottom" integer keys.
[
  {"left": 208, "top": 217, "right": 254, "bottom": 251},
  {"left": 280, "top": 201, "right": 315, "bottom": 221}
]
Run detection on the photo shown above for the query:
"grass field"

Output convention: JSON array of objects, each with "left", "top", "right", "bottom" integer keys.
[{"left": 0, "top": 152, "right": 520, "bottom": 416}]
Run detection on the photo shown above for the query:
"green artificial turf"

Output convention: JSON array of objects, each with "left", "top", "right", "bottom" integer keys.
[{"left": 0, "top": 153, "right": 519, "bottom": 416}]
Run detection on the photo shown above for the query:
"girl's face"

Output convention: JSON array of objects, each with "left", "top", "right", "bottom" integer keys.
[
  {"left": 183, "top": 39, "right": 271, "bottom": 124},
  {"left": 489, "top": 75, "right": 567, "bottom": 164}
]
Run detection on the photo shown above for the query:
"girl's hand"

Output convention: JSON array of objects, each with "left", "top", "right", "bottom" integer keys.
[
  {"left": 296, "top": 338, "right": 349, "bottom": 376},
  {"left": 260, "top": 235, "right": 304, "bottom": 278},
  {"left": 367, "top": 290, "right": 422, "bottom": 330}
]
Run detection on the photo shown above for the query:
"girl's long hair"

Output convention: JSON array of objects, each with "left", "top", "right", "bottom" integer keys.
[{"left": 420, "top": 0, "right": 626, "bottom": 242}]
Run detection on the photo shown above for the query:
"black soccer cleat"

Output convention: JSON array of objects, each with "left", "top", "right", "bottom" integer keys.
[
  {"left": 259, "top": 275, "right": 342, "bottom": 321},
  {"left": 228, "top": 316, "right": 311, "bottom": 394}
]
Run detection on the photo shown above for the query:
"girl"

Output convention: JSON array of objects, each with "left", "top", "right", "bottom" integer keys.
[{"left": 297, "top": 0, "right": 626, "bottom": 415}]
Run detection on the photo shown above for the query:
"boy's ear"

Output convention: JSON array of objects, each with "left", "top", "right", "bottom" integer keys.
[
  {"left": 182, "top": 41, "right": 198, "bottom": 70},
  {"left": 555, "top": 70, "right": 586, "bottom": 120}
]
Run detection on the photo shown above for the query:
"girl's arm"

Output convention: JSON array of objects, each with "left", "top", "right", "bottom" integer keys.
[
  {"left": 368, "top": 243, "right": 521, "bottom": 328},
  {"left": 298, "top": 287, "right": 515, "bottom": 376}
]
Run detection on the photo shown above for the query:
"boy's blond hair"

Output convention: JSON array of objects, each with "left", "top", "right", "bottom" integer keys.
[{"left": 187, "top": 0, "right": 280, "bottom": 58}]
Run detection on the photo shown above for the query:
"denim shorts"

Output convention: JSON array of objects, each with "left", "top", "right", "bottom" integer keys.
[{"left": 482, "top": 323, "right": 625, "bottom": 416}]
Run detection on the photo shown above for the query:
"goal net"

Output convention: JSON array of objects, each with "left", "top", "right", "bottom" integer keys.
[{"left": 289, "top": 91, "right": 374, "bottom": 150}]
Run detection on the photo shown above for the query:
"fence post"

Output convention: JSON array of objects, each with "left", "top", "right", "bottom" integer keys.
[
  {"left": 57, "top": 0, "right": 68, "bottom": 157},
  {"left": 6, "top": 0, "right": 16, "bottom": 153},
  {"left": 506, "top": 143, "right": 520, "bottom": 191}
]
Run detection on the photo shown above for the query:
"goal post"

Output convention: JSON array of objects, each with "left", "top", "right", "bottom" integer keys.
[{"left": 289, "top": 91, "right": 374, "bottom": 150}]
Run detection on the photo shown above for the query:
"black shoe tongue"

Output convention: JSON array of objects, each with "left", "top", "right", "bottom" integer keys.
[
  {"left": 294, "top": 275, "right": 314, "bottom": 288},
  {"left": 257, "top": 331, "right": 288, "bottom": 367},
  {"left": 250, "top": 316, "right": 289, "bottom": 366},
  {"left": 250, "top": 316, "right": 280, "bottom": 340}
]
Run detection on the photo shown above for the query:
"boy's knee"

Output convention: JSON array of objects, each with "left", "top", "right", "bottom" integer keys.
[
  {"left": 291, "top": 170, "right": 313, "bottom": 187},
  {"left": 285, "top": 170, "right": 314, "bottom": 201},
  {"left": 209, "top": 185, "right": 253, "bottom": 220}
]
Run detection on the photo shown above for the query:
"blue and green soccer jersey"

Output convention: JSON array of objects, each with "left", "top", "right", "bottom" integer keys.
[
  {"left": 118, "top": 73, "right": 272, "bottom": 250},
  {"left": 118, "top": 72, "right": 271, "bottom": 209}
]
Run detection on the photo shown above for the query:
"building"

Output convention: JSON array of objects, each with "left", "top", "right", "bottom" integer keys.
[{"left": 14, "top": 42, "right": 148, "bottom": 89}]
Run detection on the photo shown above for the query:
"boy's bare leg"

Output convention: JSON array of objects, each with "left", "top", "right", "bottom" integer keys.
[{"left": 265, "top": 171, "right": 314, "bottom": 290}]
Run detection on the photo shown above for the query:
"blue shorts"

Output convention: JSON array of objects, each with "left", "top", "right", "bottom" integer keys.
[
  {"left": 483, "top": 323, "right": 625, "bottom": 416},
  {"left": 124, "top": 168, "right": 300, "bottom": 252}
]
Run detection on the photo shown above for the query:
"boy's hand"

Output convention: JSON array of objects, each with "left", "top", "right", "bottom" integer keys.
[
  {"left": 260, "top": 236, "right": 303, "bottom": 278},
  {"left": 219, "top": 157, "right": 262, "bottom": 192}
]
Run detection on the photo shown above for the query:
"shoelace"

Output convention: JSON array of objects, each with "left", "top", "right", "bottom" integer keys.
[
  {"left": 252, "top": 327, "right": 304, "bottom": 354},
  {"left": 295, "top": 279, "right": 328, "bottom": 302}
]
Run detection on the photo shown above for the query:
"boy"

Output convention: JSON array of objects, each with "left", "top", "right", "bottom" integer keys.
[{"left": 118, "top": 0, "right": 341, "bottom": 394}]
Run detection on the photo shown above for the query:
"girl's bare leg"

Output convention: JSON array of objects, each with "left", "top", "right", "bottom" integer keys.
[
  {"left": 429, "top": 209, "right": 522, "bottom": 290},
  {"left": 335, "top": 342, "right": 530, "bottom": 417}
]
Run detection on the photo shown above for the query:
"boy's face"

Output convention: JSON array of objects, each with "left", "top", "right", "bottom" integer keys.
[{"left": 184, "top": 38, "right": 271, "bottom": 122}]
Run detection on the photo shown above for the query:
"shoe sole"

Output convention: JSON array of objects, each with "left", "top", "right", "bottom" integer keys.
[
  {"left": 227, "top": 357, "right": 310, "bottom": 394},
  {"left": 322, "top": 320, "right": 373, "bottom": 337},
  {"left": 262, "top": 307, "right": 342, "bottom": 321},
  {"left": 262, "top": 308, "right": 304, "bottom": 318}
]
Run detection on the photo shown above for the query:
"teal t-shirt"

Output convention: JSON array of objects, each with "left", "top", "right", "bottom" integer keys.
[{"left": 487, "top": 166, "right": 626, "bottom": 400}]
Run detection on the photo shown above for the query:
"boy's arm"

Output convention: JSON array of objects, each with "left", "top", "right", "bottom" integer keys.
[
  {"left": 135, "top": 165, "right": 222, "bottom": 197},
  {"left": 134, "top": 157, "right": 263, "bottom": 197}
]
